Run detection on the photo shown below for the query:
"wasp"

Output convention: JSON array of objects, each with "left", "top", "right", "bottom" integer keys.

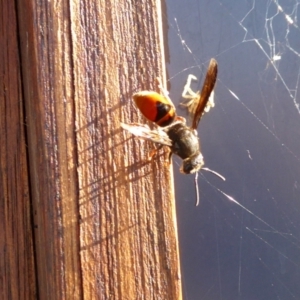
[{"left": 121, "top": 58, "right": 221, "bottom": 206}]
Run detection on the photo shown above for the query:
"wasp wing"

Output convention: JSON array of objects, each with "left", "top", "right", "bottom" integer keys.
[
  {"left": 191, "top": 58, "right": 218, "bottom": 130},
  {"left": 121, "top": 123, "right": 172, "bottom": 147}
]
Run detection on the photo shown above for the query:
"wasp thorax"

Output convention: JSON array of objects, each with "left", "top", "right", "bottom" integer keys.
[{"left": 180, "top": 152, "right": 204, "bottom": 174}]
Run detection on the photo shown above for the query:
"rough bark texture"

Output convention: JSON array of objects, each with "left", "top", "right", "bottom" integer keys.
[{"left": 1, "top": 0, "right": 182, "bottom": 298}]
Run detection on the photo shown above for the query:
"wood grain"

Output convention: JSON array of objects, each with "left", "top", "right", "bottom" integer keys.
[
  {"left": 5, "top": 0, "right": 183, "bottom": 298},
  {"left": 0, "top": 0, "right": 36, "bottom": 299}
]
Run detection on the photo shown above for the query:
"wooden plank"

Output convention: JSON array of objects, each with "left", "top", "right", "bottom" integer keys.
[
  {"left": 0, "top": 0, "right": 36, "bottom": 299},
  {"left": 17, "top": 0, "right": 182, "bottom": 298}
]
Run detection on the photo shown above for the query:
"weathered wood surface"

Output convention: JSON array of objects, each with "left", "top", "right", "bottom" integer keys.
[
  {"left": 0, "top": 0, "right": 36, "bottom": 299},
  {"left": 0, "top": 0, "right": 182, "bottom": 298}
]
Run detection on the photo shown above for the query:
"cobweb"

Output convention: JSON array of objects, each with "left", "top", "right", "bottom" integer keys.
[{"left": 165, "top": 0, "right": 300, "bottom": 299}]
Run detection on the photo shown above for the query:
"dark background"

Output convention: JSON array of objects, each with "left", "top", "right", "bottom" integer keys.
[{"left": 164, "top": 0, "right": 300, "bottom": 299}]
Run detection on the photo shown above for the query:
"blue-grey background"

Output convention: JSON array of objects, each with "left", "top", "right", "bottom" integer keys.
[{"left": 164, "top": 0, "right": 300, "bottom": 299}]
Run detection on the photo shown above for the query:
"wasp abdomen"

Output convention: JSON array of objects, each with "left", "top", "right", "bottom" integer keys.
[
  {"left": 154, "top": 102, "right": 174, "bottom": 126},
  {"left": 133, "top": 91, "right": 176, "bottom": 127}
]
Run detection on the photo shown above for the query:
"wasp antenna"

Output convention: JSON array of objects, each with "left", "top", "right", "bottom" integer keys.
[
  {"left": 202, "top": 167, "right": 226, "bottom": 181},
  {"left": 195, "top": 172, "right": 200, "bottom": 206}
]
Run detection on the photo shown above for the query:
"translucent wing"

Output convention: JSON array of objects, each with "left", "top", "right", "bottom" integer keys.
[
  {"left": 121, "top": 123, "right": 172, "bottom": 147},
  {"left": 191, "top": 58, "right": 218, "bottom": 130}
]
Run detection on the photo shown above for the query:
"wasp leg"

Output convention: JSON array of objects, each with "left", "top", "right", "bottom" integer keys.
[
  {"left": 148, "top": 144, "right": 164, "bottom": 160},
  {"left": 148, "top": 146, "right": 173, "bottom": 168},
  {"left": 168, "top": 151, "right": 173, "bottom": 164}
]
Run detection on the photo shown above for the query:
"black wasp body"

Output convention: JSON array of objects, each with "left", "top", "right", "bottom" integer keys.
[{"left": 165, "top": 121, "right": 203, "bottom": 174}]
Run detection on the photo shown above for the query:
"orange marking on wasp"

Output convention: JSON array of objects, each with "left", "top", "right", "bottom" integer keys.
[
  {"left": 121, "top": 58, "right": 224, "bottom": 206},
  {"left": 133, "top": 91, "right": 176, "bottom": 127}
]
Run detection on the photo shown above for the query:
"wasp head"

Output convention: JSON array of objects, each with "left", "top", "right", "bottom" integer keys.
[{"left": 180, "top": 152, "right": 204, "bottom": 174}]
